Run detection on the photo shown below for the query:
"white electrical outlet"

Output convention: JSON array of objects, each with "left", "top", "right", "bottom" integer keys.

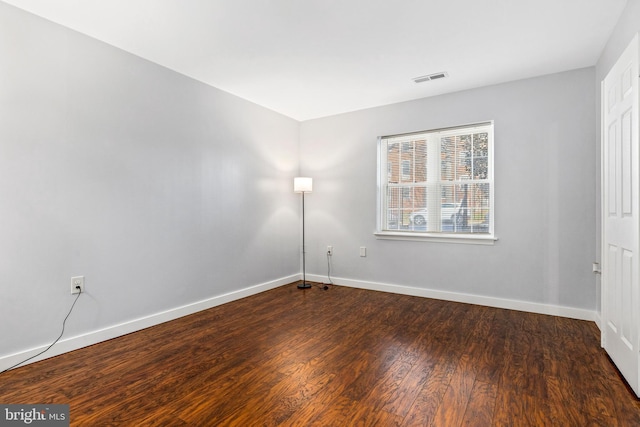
[
  {"left": 71, "top": 276, "right": 84, "bottom": 294},
  {"left": 327, "top": 246, "right": 333, "bottom": 256},
  {"left": 360, "top": 246, "right": 366, "bottom": 257},
  {"left": 592, "top": 262, "right": 601, "bottom": 274}
]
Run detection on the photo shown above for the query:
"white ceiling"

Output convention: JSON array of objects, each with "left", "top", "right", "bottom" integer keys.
[{"left": 2, "top": 0, "right": 628, "bottom": 121}]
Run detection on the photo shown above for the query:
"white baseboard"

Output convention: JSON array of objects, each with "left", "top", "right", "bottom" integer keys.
[
  {"left": 3, "top": 273, "right": 597, "bottom": 371},
  {"left": 594, "top": 311, "right": 602, "bottom": 331},
  {"left": 0, "top": 274, "right": 299, "bottom": 372},
  {"left": 308, "top": 274, "right": 596, "bottom": 322}
]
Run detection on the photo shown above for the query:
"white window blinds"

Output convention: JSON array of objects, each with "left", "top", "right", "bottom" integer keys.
[{"left": 378, "top": 122, "right": 493, "bottom": 236}]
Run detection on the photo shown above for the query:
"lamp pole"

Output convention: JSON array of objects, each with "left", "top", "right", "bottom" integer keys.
[
  {"left": 298, "top": 191, "right": 311, "bottom": 288},
  {"left": 294, "top": 177, "right": 312, "bottom": 289}
]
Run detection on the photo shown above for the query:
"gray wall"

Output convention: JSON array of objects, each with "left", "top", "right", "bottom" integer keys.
[
  {"left": 594, "top": 0, "right": 640, "bottom": 315},
  {"left": 0, "top": 3, "right": 299, "bottom": 358},
  {"left": 300, "top": 68, "right": 597, "bottom": 310}
]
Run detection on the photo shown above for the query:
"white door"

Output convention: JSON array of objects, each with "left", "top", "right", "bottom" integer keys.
[{"left": 602, "top": 33, "right": 640, "bottom": 397}]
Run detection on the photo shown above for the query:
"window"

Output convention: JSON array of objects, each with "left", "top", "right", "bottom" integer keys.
[{"left": 377, "top": 122, "right": 494, "bottom": 242}]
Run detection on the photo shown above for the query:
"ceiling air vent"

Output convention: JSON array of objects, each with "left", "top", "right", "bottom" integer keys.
[{"left": 413, "top": 72, "right": 449, "bottom": 83}]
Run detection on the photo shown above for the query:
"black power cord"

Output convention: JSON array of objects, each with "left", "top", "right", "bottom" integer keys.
[
  {"left": 0, "top": 287, "right": 82, "bottom": 374},
  {"left": 323, "top": 250, "right": 334, "bottom": 290}
]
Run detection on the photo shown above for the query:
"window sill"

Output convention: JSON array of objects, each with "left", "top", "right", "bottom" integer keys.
[{"left": 374, "top": 231, "right": 498, "bottom": 245}]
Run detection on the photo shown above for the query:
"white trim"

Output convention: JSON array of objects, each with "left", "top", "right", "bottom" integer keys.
[
  {"left": 381, "top": 121, "right": 493, "bottom": 142},
  {"left": 0, "top": 274, "right": 299, "bottom": 372},
  {"left": 594, "top": 311, "right": 602, "bottom": 332},
  {"left": 600, "top": 77, "right": 606, "bottom": 348},
  {"left": 309, "top": 274, "right": 595, "bottom": 322},
  {"left": 377, "top": 121, "right": 495, "bottom": 239},
  {"left": 374, "top": 231, "right": 497, "bottom": 245}
]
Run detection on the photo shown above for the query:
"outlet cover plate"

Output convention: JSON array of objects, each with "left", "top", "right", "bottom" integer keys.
[{"left": 71, "top": 276, "right": 84, "bottom": 294}]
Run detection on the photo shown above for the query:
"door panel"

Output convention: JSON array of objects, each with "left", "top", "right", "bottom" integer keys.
[
  {"left": 607, "top": 122, "right": 617, "bottom": 215},
  {"left": 602, "top": 33, "right": 639, "bottom": 397},
  {"left": 622, "top": 106, "right": 633, "bottom": 215},
  {"left": 622, "top": 249, "right": 633, "bottom": 347},
  {"left": 606, "top": 244, "right": 618, "bottom": 334}
]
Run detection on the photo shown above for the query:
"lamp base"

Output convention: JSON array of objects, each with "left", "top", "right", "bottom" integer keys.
[{"left": 297, "top": 282, "right": 312, "bottom": 289}]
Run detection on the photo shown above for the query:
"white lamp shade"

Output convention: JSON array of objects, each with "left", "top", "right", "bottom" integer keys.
[{"left": 294, "top": 177, "right": 313, "bottom": 193}]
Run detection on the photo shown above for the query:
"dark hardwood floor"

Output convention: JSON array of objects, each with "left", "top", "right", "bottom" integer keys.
[{"left": 1, "top": 282, "right": 639, "bottom": 426}]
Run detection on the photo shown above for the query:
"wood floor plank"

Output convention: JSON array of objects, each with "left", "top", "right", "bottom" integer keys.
[
  {"left": 1, "top": 282, "right": 640, "bottom": 426},
  {"left": 432, "top": 353, "right": 476, "bottom": 427},
  {"left": 460, "top": 380, "right": 497, "bottom": 427},
  {"left": 401, "top": 356, "right": 456, "bottom": 426}
]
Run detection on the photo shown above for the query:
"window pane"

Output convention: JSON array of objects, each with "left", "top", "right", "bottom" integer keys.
[
  {"left": 473, "top": 132, "right": 489, "bottom": 179},
  {"left": 386, "top": 186, "right": 400, "bottom": 229},
  {"left": 451, "top": 183, "right": 490, "bottom": 233},
  {"left": 473, "top": 132, "right": 488, "bottom": 156},
  {"left": 407, "top": 186, "right": 431, "bottom": 230},
  {"left": 401, "top": 160, "right": 410, "bottom": 181},
  {"left": 401, "top": 142, "right": 411, "bottom": 182},
  {"left": 387, "top": 143, "right": 399, "bottom": 184},
  {"left": 414, "top": 186, "right": 427, "bottom": 210},
  {"left": 415, "top": 140, "right": 427, "bottom": 182},
  {"left": 441, "top": 136, "right": 455, "bottom": 181},
  {"left": 457, "top": 134, "right": 472, "bottom": 180},
  {"left": 393, "top": 139, "right": 428, "bottom": 183},
  {"left": 473, "top": 157, "right": 488, "bottom": 179},
  {"left": 441, "top": 134, "right": 472, "bottom": 181}
]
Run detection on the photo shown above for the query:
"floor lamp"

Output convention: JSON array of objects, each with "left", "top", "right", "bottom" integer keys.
[{"left": 294, "top": 177, "right": 312, "bottom": 289}]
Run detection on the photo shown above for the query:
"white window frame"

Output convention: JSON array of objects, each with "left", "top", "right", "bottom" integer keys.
[{"left": 375, "top": 121, "right": 497, "bottom": 245}]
